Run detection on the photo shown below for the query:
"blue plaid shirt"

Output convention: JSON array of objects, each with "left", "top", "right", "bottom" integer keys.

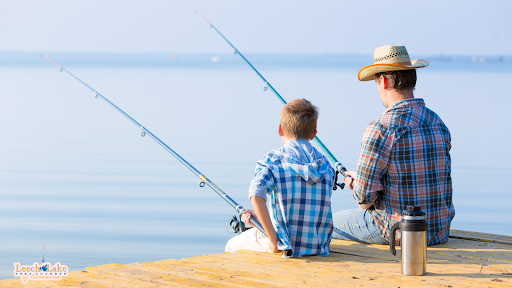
[{"left": 249, "top": 140, "right": 335, "bottom": 257}]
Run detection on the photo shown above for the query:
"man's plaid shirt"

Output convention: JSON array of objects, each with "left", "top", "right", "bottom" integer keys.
[
  {"left": 353, "top": 98, "right": 455, "bottom": 245},
  {"left": 249, "top": 140, "right": 335, "bottom": 257}
]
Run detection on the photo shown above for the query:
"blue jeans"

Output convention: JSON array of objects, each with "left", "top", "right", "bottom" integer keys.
[{"left": 332, "top": 209, "right": 388, "bottom": 245}]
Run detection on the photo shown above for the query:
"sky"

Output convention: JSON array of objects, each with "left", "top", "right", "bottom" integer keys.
[{"left": 1, "top": 0, "right": 511, "bottom": 55}]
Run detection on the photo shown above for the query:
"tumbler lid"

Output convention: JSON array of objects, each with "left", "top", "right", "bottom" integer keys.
[{"left": 403, "top": 205, "right": 425, "bottom": 217}]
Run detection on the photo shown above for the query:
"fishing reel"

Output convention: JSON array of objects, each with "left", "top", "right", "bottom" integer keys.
[
  {"left": 227, "top": 214, "right": 250, "bottom": 235},
  {"left": 332, "top": 171, "right": 346, "bottom": 190}
]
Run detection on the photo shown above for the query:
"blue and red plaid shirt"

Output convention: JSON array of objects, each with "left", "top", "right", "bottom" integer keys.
[{"left": 353, "top": 98, "right": 455, "bottom": 245}]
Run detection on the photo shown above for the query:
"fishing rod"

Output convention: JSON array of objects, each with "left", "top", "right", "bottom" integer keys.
[
  {"left": 40, "top": 55, "right": 290, "bottom": 253},
  {"left": 196, "top": 12, "right": 349, "bottom": 180}
]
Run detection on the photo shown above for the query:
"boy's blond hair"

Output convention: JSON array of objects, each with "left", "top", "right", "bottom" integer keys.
[{"left": 280, "top": 99, "right": 318, "bottom": 140}]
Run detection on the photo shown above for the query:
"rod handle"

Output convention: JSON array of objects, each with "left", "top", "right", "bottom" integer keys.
[
  {"left": 248, "top": 217, "right": 267, "bottom": 236},
  {"left": 335, "top": 162, "right": 349, "bottom": 179}
]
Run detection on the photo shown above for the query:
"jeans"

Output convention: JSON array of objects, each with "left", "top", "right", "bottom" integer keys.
[{"left": 332, "top": 209, "right": 388, "bottom": 245}]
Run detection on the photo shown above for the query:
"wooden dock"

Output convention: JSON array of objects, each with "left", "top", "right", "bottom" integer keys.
[{"left": 1, "top": 229, "right": 511, "bottom": 287}]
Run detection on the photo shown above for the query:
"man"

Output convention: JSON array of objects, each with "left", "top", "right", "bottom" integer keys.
[{"left": 333, "top": 45, "right": 455, "bottom": 246}]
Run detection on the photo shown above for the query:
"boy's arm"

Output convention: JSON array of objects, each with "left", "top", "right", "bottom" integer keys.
[{"left": 250, "top": 195, "right": 280, "bottom": 253}]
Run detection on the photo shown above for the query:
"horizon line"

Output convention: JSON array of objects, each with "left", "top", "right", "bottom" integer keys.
[{"left": 1, "top": 51, "right": 511, "bottom": 57}]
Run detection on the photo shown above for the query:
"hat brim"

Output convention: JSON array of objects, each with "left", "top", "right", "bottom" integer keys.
[{"left": 358, "top": 59, "right": 429, "bottom": 81}]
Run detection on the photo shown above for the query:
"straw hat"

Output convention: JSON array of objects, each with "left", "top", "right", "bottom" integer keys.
[{"left": 358, "top": 45, "right": 429, "bottom": 81}]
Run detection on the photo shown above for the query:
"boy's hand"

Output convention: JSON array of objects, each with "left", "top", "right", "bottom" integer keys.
[
  {"left": 243, "top": 209, "right": 281, "bottom": 253},
  {"left": 249, "top": 195, "right": 280, "bottom": 255},
  {"left": 241, "top": 210, "right": 258, "bottom": 227},
  {"left": 344, "top": 171, "right": 357, "bottom": 190},
  {"left": 269, "top": 240, "right": 281, "bottom": 253}
]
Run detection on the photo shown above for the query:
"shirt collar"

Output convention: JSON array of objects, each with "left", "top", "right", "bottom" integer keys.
[
  {"left": 282, "top": 139, "right": 312, "bottom": 154},
  {"left": 284, "top": 139, "right": 310, "bottom": 147},
  {"left": 387, "top": 98, "right": 425, "bottom": 110}
]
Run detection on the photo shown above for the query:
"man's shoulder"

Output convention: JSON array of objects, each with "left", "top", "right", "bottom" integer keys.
[
  {"left": 364, "top": 118, "right": 393, "bottom": 137},
  {"left": 368, "top": 101, "right": 450, "bottom": 144},
  {"left": 422, "top": 106, "right": 449, "bottom": 127},
  {"left": 377, "top": 104, "right": 415, "bottom": 129},
  {"left": 376, "top": 99, "right": 447, "bottom": 129}
]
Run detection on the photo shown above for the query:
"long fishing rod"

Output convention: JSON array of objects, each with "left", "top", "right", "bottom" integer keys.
[
  {"left": 196, "top": 12, "right": 349, "bottom": 180},
  {"left": 40, "top": 55, "right": 283, "bottom": 249}
]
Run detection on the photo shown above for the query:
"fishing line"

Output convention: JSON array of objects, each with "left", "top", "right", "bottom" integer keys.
[
  {"left": 40, "top": 55, "right": 291, "bottom": 254},
  {"left": 196, "top": 11, "right": 349, "bottom": 181}
]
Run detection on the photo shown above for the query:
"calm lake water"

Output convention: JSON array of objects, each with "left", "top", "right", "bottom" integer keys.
[{"left": 0, "top": 53, "right": 511, "bottom": 279}]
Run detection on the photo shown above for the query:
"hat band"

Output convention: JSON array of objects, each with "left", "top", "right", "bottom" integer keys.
[
  {"left": 374, "top": 60, "right": 413, "bottom": 66},
  {"left": 374, "top": 50, "right": 408, "bottom": 63}
]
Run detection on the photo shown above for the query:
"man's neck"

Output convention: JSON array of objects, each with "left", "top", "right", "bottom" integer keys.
[{"left": 385, "top": 89, "right": 414, "bottom": 108}]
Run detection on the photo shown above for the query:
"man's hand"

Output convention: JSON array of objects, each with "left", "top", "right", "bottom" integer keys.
[
  {"left": 344, "top": 171, "right": 357, "bottom": 190},
  {"left": 241, "top": 209, "right": 258, "bottom": 227},
  {"left": 344, "top": 171, "right": 374, "bottom": 209}
]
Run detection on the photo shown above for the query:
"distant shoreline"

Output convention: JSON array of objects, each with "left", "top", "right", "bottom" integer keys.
[{"left": 1, "top": 52, "right": 511, "bottom": 72}]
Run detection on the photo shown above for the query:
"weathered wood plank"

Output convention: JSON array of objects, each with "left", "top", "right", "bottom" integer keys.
[
  {"left": 87, "top": 261, "right": 274, "bottom": 287},
  {"left": 330, "top": 242, "right": 512, "bottom": 277},
  {"left": 1, "top": 230, "right": 511, "bottom": 288},
  {"left": 2, "top": 251, "right": 511, "bottom": 288},
  {"left": 0, "top": 269, "right": 163, "bottom": 288},
  {"left": 181, "top": 251, "right": 512, "bottom": 287},
  {"left": 83, "top": 251, "right": 512, "bottom": 288},
  {"left": 450, "top": 229, "right": 512, "bottom": 245},
  {"left": 331, "top": 238, "right": 512, "bottom": 265}
]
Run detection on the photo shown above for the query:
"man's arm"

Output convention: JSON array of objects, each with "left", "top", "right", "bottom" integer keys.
[
  {"left": 353, "top": 122, "right": 392, "bottom": 206},
  {"left": 344, "top": 170, "right": 374, "bottom": 209}
]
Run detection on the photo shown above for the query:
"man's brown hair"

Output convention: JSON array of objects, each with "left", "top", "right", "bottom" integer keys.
[
  {"left": 375, "top": 69, "right": 417, "bottom": 92},
  {"left": 280, "top": 99, "right": 318, "bottom": 139}
]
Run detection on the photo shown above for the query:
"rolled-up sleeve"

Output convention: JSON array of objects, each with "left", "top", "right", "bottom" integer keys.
[
  {"left": 249, "top": 163, "right": 275, "bottom": 200},
  {"left": 249, "top": 183, "right": 268, "bottom": 200},
  {"left": 354, "top": 121, "right": 392, "bottom": 204}
]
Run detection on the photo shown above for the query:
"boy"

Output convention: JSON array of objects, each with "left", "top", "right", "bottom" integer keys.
[{"left": 225, "top": 99, "right": 335, "bottom": 257}]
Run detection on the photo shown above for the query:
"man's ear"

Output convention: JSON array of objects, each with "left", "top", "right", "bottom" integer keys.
[
  {"left": 309, "top": 128, "right": 317, "bottom": 140},
  {"left": 381, "top": 75, "right": 389, "bottom": 90},
  {"left": 278, "top": 123, "right": 284, "bottom": 137}
]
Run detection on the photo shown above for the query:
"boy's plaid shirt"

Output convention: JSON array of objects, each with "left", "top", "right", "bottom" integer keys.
[
  {"left": 250, "top": 140, "right": 335, "bottom": 257},
  {"left": 354, "top": 98, "right": 455, "bottom": 246}
]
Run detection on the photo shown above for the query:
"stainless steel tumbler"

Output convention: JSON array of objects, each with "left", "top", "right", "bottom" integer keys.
[{"left": 389, "top": 205, "right": 427, "bottom": 276}]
